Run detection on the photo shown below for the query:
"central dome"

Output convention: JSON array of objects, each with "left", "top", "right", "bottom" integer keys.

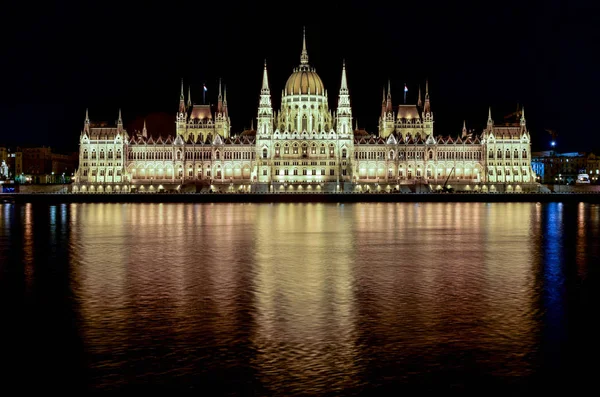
[{"left": 285, "top": 68, "right": 325, "bottom": 95}]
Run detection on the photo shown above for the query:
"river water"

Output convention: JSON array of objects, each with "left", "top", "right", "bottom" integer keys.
[{"left": 1, "top": 202, "right": 599, "bottom": 394}]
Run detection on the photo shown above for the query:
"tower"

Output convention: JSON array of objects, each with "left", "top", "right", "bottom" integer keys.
[
  {"left": 176, "top": 79, "right": 187, "bottom": 136},
  {"left": 379, "top": 81, "right": 395, "bottom": 138},
  {"left": 336, "top": 60, "right": 352, "bottom": 134},
  {"left": 423, "top": 79, "right": 433, "bottom": 133},
  {"left": 83, "top": 108, "right": 90, "bottom": 135},
  {"left": 257, "top": 60, "right": 273, "bottom": 135},
  {"left": 117, "top": 108, "right": 123, "bottom": 134}
]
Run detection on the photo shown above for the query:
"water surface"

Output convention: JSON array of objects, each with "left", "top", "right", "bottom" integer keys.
[{"left": 1, "top": 202, "right": 599, "bottom": 394}]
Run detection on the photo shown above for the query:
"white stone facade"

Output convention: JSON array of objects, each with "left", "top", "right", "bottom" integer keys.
[{"left": 73, "top": 31, "right": 536, "bottom": 193}]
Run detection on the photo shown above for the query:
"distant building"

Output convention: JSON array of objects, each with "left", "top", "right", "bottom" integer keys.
[
  {"left": 531, "top": 151, "right": 599, "bottom": 183},
  {"left": 73, "top": 30, "right": 537, "bottom": 193}
]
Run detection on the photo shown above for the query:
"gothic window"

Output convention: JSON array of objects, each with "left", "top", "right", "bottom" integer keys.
[
  {"left": 108, "top": 169, "right": 113, "bottom": 176},
  {"left": 91, "top": 150, "right": 97, "bottom": 159},
  {"left": 99, "top": 150, "right": 105, "bottom": 159},
  {"left": 321, "top": 169, "right": 325, "bottom": 176},
  {"left": 293, "top": 169, "right": 298, "bottom": 175},
  {"left": 428, "top": 151, "right": 433, "bottom": 160},
  {"left": 522, "top": 149, "right": 527, "bottom": 159},
  {"left": 83, "top": 150, "right": 89, "bottom": 160},
  {"left": 388, "top": 168, "right": 393, "bottom": 177},
  {"left": 293, "top": 145, "right": 299, "bottom": 155},
  {"left": 302, "top": 144, "right": 308, "bottom": 157},
  {"left": 330, "top": 169, "right": 335, "bottom": 176},
  {"left": 342, "top": 149, "right": 347, "bottom": 158},
  {"left": 303, "top": 169, "right": 307, "bottom": 175},
  {"left": 514, "top": 149, "right": 519, "bottom": 159},
  {"left": 302, "top": 115, "right": 307, "bottom": 131},
  {"left": 320, "top": 145, "right": 326, "bottom": 154},
  {"left": 311, "top": 144, "right": 316, "bottom": 154},
  {"left": 177, "top": 151, "right": 182, "bottom": 160},
  {"left": 83, "top": 170, "right": 88, "bottom": 176},
  {"left": 489, "top": 150, "right": 493, "bottom": 159},
  {"left": 506, "top": 150, "right": 511, "bottom": 159},
  {"left": 284, "top": 145, "right": 289, "bottom": 154},
  {"left": 99, "top": 169, "right": 105, "bottom": 176},
  {"left": 263, "top": 148, "right": 268, "bottom": 158},
  {"left": 497, "top": 149, "right": 502, "bottom": 159},
  {"left": 215, "top": 151, "right": 220, "bottom": 160},
  {"left": 329, "top": 144, "right": 335, "bottom": 158}
]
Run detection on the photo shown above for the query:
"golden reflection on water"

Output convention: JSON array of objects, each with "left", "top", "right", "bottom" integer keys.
[{"left": 25, "top": 202, "right": 593, "bottom": 391}]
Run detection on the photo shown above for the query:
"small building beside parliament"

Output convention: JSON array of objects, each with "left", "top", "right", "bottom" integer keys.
[{"left": 73, "top": 31, "right": 537, "bottom": 193}]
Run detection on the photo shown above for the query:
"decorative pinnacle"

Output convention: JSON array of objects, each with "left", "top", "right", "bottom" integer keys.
[
  {"left": 180, "top": 78, "right": 184, "bottom": 99},
  {"left": 85, "top": 108, "right": 89, "bottom": 122},
  {"left": 340, "top": 60, "right": 348, "bottom": 91},
  {"left": 118, "top": 108, "right": 122, "bottom": 123},
  {"left": 488, "top": 107, "right": 492, "bottom": 123},
  {"left": 187, "top": 85, "right": 192, "bottom": 106},
  {"left": 425, "top": 79, "right": 429, "bottom": 98},
  {"left": 300, "top": 27, "right": 309, "bottom": 65},
  {"left": 262, "top": 60, "right": 270, "bottom": 92}
]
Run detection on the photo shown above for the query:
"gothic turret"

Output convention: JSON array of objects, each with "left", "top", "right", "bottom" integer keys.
[
  {"left": 176, "top": 79, "right": 187, "bottom": 136},
  {"left": 336, "top": 60, "right": 352, "bottom": 134},
  {"left": 142, "top": 119, "right": 148, "bottom": 138},
  {"left": 117, "top": 108, "right": 123, "bottom": 134},
  {"left": 83, "top": 108, "right": 90, "bottom": 135},
  {"left": 257, "top": 60, "right": 273, "bottom": 135},
  {"left": 423, "top": 79, "right": 433, "bottom": 131}
]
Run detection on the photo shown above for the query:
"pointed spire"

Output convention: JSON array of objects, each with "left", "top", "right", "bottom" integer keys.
[
  {"left": 340, "top": 59, "right": 348, "bottom": 92},
  {"left": 424, "top": 79, "right": 431, "bottom": 114},
  {"left": 217, "top": 78, "right": 223, "bottom": 113},
  {"left": 117, "top": 108, "right": 123, "bottom": 133},
  {"left": 462, "top": 120, "right": 467, "bottom": 137},
  {"left": 487, "top": 107, "right": 493, "bottom": 125},
  {"left": 520, "top": 106, "right": 526, "bottom": 126},
  {"left": 223, "top": 85, "right": 228, "bottom": 116},
  {"left": 386, "top": 80, "right": 392, "bottom": 112},
  {"left": 417, "top": 85, "right": 422, "bottom": 108},
  {"left": 251, "top": 118, "right": 254, "bottom": 131},
  {"left": 142, "top": 119, "right": 148, "bottom": 138},
  {"left": 178, "top": 78, "right": 186, "bottom": 114},
  {"left": 262, "top": 59, "right": 270, "bottom": 93},
  {"left": 84, "top": 108, "right": 90, "bottom": 134},
  {"left": 187, "top": 86, "right": 192, "bottom": 107},
  {"left": 300, "top": 27, "right": 309, "bottom": 66}
]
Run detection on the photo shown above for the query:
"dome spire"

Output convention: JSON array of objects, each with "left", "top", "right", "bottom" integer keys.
[{"left": 300, "top": 26, "right": 309, "bottom": 65}]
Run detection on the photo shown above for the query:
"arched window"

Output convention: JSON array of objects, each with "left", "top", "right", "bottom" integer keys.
[
  {"left": 514, "top": 149, "right": 519, "bottom": 159},
  {"left": 522, "top": 149, "right": 527, "bottom": 159},
  {"left": 428, "top": 151, "right": 433, "bottom": 159},
  {"left": 320, "top": 145, "right": 326, "bottom": 154},
  {"left": 302, "top": 115, "right": 308, "bottom": 131},
  {"left": 489, "top": 150, "right": 493, "bottom": 159},
  {"left": 506, "top": 149, "right": 511, "bottom": 159},
  {"left": 284, "top": 144, "right": 289, "bottom": 154},
  {"left": 215, "top": 151, "right": 220, "bottom": 160},
  {"left": 329, "top": 144, "right": 335, "bottom": 158},
  {"left": 389, "top": 150, "right": 394, "bottom": 160},
  {"left": 262, "top": 148, "right": 268, "bottom": 158},
  {"left": 311, "top": 144, "right": 316, "bottom": 154},
  {"left": 293, "top": 144, "right": 299, "bottom": 154},
  {"left": 497, "top": 149, "right": 502, "bottom": 158},
  {"left": 177, "top": 151, "right": 182, "bottom": 160},
  {"left": 83, "top": 150, "right": 89, "bottom": 159},
  {"left": 342, "top": 148, "right": 347, "bottom": 158}
]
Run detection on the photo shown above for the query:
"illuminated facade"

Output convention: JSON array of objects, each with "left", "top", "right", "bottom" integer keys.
[{"left": 74, "top": 31, "right": 536, "bottom": 193}]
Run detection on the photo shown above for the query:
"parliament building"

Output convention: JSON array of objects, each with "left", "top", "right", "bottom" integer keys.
[{"left": 73, "top": 31, "right": 536, "bottom": 193}]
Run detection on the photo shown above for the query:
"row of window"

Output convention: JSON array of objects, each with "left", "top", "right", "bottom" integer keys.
[
  {"left": 488, "top": 149, "right": 529, "bottom": 159},
  {"left": 82, "top": 169, "right": 122, "bottom": 177},
  {"left": 82, "top": 149, "right": 122, "bottom": 160},
  {"left": 355, "top": 150, "right": 484, "bottom": 160}
]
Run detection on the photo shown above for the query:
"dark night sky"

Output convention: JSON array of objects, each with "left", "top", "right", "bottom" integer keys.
[{"left": 2, "top": 0, "right": 599, "bottom": 153}]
